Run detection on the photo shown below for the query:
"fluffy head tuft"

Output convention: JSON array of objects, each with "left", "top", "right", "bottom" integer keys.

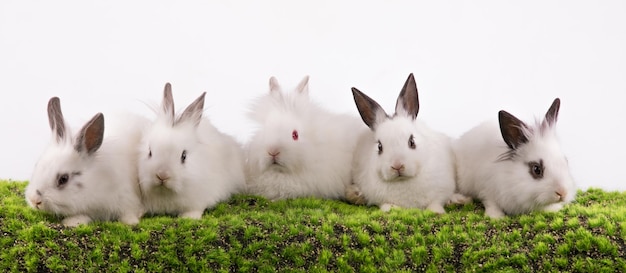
[
  {"left": 245, "top": 76, "right": 365, "bottom": 200},
  {"left": 246, "top": 77, "right": 320, "bottom": 176}
]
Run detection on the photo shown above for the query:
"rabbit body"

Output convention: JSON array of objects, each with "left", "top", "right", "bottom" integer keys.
[
  {"left": 138, "top": 84, "right": 245, "bottom": 219},
  {"left": 453, "top": 99, "right": 576, "bottom": 218},
  {"left": 26, "top": 98, "right": 147, "bottom": 226},
  {"left": 245, "top": 76, "right": 365, "bottom": 200},
  {"left": 348, "top": 74, "right": 456, "bottom": 213}
]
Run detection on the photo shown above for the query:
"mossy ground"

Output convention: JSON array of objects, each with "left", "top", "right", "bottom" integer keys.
[{"left": 2, "top": 181, "right": 626, "bottom": 272}]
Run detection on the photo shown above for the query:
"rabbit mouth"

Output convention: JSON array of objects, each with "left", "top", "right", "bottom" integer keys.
[
  {"left": 152, "top": 181, "right": 176, "bottom": 191},
  {"left": 32, "top": 203, "right": 44, "bottom": 210},
  {"left": 267, "top": 157, "right": 286, "bottom": 168},
  {"left": 141, "top": 178, "right": 175, "bottom": 193},
  {"left": 268, "top": 162, "right": 289, "bottom": 173},
  {"left": 389, "top": 175, "right": 412, "bottom": 182},
  {"left": 383, "top": 171, "right": 413, "bottom": 182},
  {"left": 265, "top": 158, "right": 293, "bottom": 173}
]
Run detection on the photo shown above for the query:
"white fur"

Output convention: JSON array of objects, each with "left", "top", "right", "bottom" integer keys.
[
  {"left": 349, "top": 74, "right": 456, "bottom": 213},
  {"left": 138, "top": 89, "right": 245, "bottom": 219},
  {"left": 25, "top": 107, "right": 147, "bottom": 227},
  {"left": 244, "top": 76, "right": 365, "bottom": 200},
  {"left": 454, "top": 120, "right": 577, "bottom": 218},
  {"left": 352, "top": 118, "right": 456, "bottom": 213}
]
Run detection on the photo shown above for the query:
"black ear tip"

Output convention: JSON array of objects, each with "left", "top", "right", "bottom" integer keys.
[
  {"left": 196, "top": 93, "right": 207, "bottom": 107},
  {"left": 404, "top": 73, "right": 417, "bottom": 89},
  {"left": 95, "top": 112, "right": 105, "bottom": 122},
  {"left": 48, "top": 97, "right": 60, "bottom": 106},
  {"left": 553, "top": 98, "right": 561, "bottom": 106},
  {"left": 498, "top": 110, "right": 511, "bottom": 120},
  {"left": 164, "top": 83, "right": 173, "bottom": 94},
  {"left": 351, "top": 87, "right": 360, "bottom": 94},
  {"left": 407, "top": 73, "right": 416, "bottom": 84},
  {"left": 47, "top": 97, "right": 62, "bottom": 113}
]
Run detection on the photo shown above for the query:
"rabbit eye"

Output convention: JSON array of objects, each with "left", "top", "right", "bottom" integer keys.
[
  {"left": 57, "top": 173, "right": 70, "bottom": 187},
  {"left": 377, "top": 140, "right": 383, "bottom": 155},
  {"left": 181, "top": 150, "right": 187, "bottom": 164},
  {"left": 528, "top": 160, "right": 544, "bottom": 180},
  {"left": 148, "top": 149, "right": 152, "bottom": 158},
  {"left": 408, "top": 135, "right": 416, "bottom": 149},
  {"left": 292, "top": 130, "right": 299, "bottom": 141}
]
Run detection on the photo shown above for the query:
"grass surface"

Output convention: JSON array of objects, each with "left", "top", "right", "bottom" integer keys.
[{"left": 2, "top": 181, "right": 626, "bottom": 272}]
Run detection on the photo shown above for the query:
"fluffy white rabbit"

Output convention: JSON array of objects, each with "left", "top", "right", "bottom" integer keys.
[
  {"left": 137, "top": 83, "right": 246, "bottom": 219},
  {"left": 348, "top": 74, "right": 456, "bottom": 213},
  {"left": 25, "top": 97, "right": 147, "bottom": 226},
  {"left": 453, "top": 98, "right": 576, "bottom": 218},
  {"left": 245, "top": 76, "right": 365, "bottom": 200}
]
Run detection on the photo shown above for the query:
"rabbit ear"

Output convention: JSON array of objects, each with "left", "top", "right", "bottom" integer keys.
[
  {"left": 542, "top": 98, "right": 560, "bottom": 128},
  {"left": 352, "top": 87, "right": 388, "bottom": 130},
  {"left": 394, "top": 73, "right": 420, "bottom": 119},
  {"left": 47, "top": 97, "right": 67, "bottom": 142},
  {"left": 269, "top": 76, "right": 281, "bottom": 93},
  {"left": 296, "top": 75, "right": 310, "bottom": 95},
  {"left": 498, "top": 110, "right": 529, "bottom": 150},
  {"left": 268, "top": 76, "right": 284, "bottom": 100},
  {"left": 162, "top": 83, "right": 175, "bottom": 122},
  {"left": 177, "top": 92, "right": 205, "bottom": 126},
  {"left": 74, "top": 113, "right": 104, "bottom": 155}
]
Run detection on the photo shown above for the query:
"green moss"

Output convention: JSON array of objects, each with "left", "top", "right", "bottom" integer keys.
[{"left": 2, "top": 182, "right": 626, "bottom": 272}]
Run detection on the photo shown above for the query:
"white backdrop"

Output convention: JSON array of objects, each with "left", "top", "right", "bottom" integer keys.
[{"left": 1, "top": 1, "right": 625, "bottom": 191}]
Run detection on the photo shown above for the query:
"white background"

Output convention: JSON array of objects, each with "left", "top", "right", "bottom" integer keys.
[{"left": 1, "top": 1, "right": 624, "bottom": 191}]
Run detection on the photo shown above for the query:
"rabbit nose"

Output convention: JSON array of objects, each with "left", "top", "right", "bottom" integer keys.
[
  {"left": 391, "top": 163, "right": 405, "bottom": 172},
  {"left": 30, "top": 196, "right": 42, "bottom": 209},
  {"left": 156, "top": 171, "right": 170, "bottom": 182},
  {"left": 268, "top": 150, "right": 280, "bottom": 158},
  {"left": 555, "top": 189, "right": 566, "bottom": 202}
]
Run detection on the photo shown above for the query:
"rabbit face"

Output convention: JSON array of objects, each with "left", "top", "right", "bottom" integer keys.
[{"left": 371, "top": 118, "right": 422, "bottom": 182}]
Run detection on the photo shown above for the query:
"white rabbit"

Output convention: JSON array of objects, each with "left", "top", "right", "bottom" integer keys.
[
  {"left": 137, "top": 83, "right": 246, "bottom": 219},
  {"left": 25, "top": 97, "right": 147, "bottom": 226},
  {"left": 453, "top": 98, "right": 576, "bottom": 218},
  {"left": 244, "top": 76, "right": 365, "bottom": 200},
  {"left": 348, "top": 73, "right": 456, "bottom": 213}
]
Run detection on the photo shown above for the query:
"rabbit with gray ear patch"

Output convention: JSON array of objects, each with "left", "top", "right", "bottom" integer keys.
[
  {"left": 25, "top": 97, "right": 147, "bottom": 226},
  {"left": 138, "top": 83, "right": 246, "bottom": 219},
  {"left": 453, "top": 98, "right": 576, "bottom": 218},
  {"left": 348, "top": 74, "right": 457, "bottom": 213}
]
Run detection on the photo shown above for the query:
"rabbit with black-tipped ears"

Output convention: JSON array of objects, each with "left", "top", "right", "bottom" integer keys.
[
  {"left": 452, "top": 98, "right": 576, "bottom": 218},
  {"left": 25, "top": 97, "right": 148, "bottom": 226},
  {"left": 244, "top": 76, "right": 366, "bottom": 200},
  {"left": 347, "top": 74, "right": 457, "bottom": 213},
  {"left": 137, "top": 83, "right": 246, "bottom": 219}
]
